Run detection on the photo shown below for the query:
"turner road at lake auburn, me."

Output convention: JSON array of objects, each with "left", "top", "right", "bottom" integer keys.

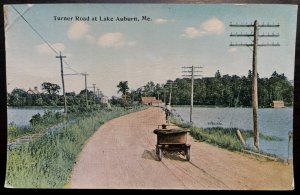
[{"left": 53, "top": 16, "right": 150, "bottom": 22}]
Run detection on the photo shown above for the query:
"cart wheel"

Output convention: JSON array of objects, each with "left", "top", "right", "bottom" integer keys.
[
  {"left": 157, "top": 147, "right": 162, "bottom": 161},
  {"left": 185, "top": 147, "right": 190, "bottom": 161}
]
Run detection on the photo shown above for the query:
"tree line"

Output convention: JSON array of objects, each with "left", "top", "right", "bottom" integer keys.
[
  {"left": 126, "top": 70, "right": 293, "bottom": 108},
  {"left": 7, "top": 82, "right": 100, "bottom": 108},
  {"left": 8, "top": 70, "right": 293, "bottom": 108}
]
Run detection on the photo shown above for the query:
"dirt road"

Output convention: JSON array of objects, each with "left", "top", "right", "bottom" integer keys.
[{"left": 69, "top": 107, "right": 293, "bottom": 190}]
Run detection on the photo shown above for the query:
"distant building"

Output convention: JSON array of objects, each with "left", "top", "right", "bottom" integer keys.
[
  {"left": 101, "top": 96, "right": 109, "bottom": 104},
  {"left": 272, "top": 100, "right": 285, "bottom": 108},
  {"left": 27, "top": 86, "right": 40, "bottom": 94},
  {"left": 141, "top": 97, "right": 164, "bottom": 106},
  {"left": 152, "top": 100, "right": 164, "bottom": 107},
  {"left": 141, "top": 97, "right": 156, "bottom": 105}
]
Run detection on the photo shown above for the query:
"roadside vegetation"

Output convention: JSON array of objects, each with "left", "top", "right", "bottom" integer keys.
[
  {"left": 6, "top": 105, "right": 146, "bottom": 188},
  {"left": 8, "top": 110, "right": 65, "bottom": 142},
  {"left": 171, "top": 116, "right": 282, "bottom": 153}
]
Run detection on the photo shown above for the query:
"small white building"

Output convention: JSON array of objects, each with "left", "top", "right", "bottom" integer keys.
[
  {"left": 272, "top": 100, "right": 285, "bottom": 108},
  {"left": 101, "top": 96, "right": 109, "bottom": 104}
]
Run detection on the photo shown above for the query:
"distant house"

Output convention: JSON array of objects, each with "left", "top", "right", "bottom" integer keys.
[
  {"left": 101, "top": 96, "right": 109, "bottom": 104},
  {"left": 141, "top": 97, "right": 163, "bottom": 106},
  {"left": 152, "top": 99, "right": 164, "bottom": 107},
  {"left": 27, "top": 86, "right": 40, "bottom": 94},
  {"left": 272, "top": 100, "right": 285, "bottom": 108},
  {"left": 141, "top": 97, "right": 156, "bottom": 105}
]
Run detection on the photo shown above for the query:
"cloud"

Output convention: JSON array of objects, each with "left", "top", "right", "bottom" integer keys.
[
  {"left": 68, "top": 21, "right": 90, "bottom": 40},
  {"left": 202, "top": 17, "right": 225, "bottom": 35},
  {"left": 182, "top": 27, "right": 206, "bottom": 38},
  {"left": 228, "top": 48, "right": 237, "bottom": 52},
  {"left": 154, "top": 18, "right": 168, "bottom": 24},
  {"left": 154, "top": 18, "right": 175, "bottom": 24},
  {"left": 36, "top": 43, "right": 66, "bottom": 55},
  {"left": 97, "top": 32, "right": 135, "bottom": 48},
  {"left": 182, "top": 17, "right": 225, "bottom": 38}
]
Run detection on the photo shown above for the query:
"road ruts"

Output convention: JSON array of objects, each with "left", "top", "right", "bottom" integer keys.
[{"left": 69, "top": 107, "right": 293, "bottom": 190}]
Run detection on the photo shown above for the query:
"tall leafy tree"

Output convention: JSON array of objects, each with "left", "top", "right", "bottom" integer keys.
[
  {"left": 41, "top": 82, "right": 61, "bottom": 95},
  {"left": 117, "top": 81, "right": 129, "bottom": 100}
]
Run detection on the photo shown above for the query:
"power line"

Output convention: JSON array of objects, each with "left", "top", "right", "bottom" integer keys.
[
  {"left": 6, "top": 5, "right": 33, "bottom": 31},
  {"left": 10, "top": 5, "right": 79, "bottom": 74},
  {"left": 11, "top": 5, "right": 59, "bottom": 55}
]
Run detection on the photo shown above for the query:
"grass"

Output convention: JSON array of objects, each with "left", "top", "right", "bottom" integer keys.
[
  {"left": 8, "top": 110, "right": 65, "bottom": 142},
  {"left": 6, "top": 106, "right": 146, "bottom": 188},
  {"left": 170, "top": 116, "right": 283, "bottom": 153},
  {"left": 190, "top": 126, "right": 245, "bottom": 151}
]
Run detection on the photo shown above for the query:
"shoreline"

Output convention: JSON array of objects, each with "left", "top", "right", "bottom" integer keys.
[{"left": 172, "top": 105, "right": 293, "bottom": 109}]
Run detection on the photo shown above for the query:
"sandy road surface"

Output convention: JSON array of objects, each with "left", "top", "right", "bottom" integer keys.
[{"left": 69, "top": 107, "right": 293, "bottom": 190}]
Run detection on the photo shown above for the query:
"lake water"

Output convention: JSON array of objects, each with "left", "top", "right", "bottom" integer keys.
[
  {"left": 7, "top": 106, "right": 293, "bottom": 159},
  {"left": 173, "top": 107, "right": 293, "bottom": 159},
  {"left": 7, "top": 107, "right": 63, "bottom": 127}
]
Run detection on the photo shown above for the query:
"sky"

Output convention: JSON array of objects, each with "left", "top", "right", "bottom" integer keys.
[{"left": 5, "top": 4, "right": 298, "bottom": 98}]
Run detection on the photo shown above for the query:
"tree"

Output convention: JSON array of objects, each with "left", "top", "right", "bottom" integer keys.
[
  {"left": 143, "top": 81, "right": 155, "bottom": 96},
  {"left": 215, "top": 70, "right": 221, "bottom": 78},
  {"left": 117, "top": 81, "right": 129, "bottom": 100},
  {"left": 8, "top": 88, "right": 27, "bottom": 106},
  {"left": 41, "top": 82, "right": 61, "bottom": 95}
]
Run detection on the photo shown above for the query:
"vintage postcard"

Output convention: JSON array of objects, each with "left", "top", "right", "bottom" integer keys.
[{"left": 4, "top": 3, "right": 297, "bottom": 189}]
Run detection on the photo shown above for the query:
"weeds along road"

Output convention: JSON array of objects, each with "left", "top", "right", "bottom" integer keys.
[{"left": 69, "top": 107, "right": 293, "bottom": 190}]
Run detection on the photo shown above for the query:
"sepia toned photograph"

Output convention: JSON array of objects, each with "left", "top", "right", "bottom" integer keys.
[{"left": 3, "top": 3, "right": 297, "bottom": 189}]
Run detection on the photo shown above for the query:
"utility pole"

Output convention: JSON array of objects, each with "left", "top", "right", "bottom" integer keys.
[
  {"left": 56, "top": 52, "right": 67, "bottom": 114},
  {"left": 64, "top": 72, "right": 87, "bottom": 107},
  {"left": 163, "top": 84, "right": 167, "bottom": 106},
  {"left": 84, "top": 72, "right": 88, "bottom": 107},
  {"left": 92, "top": 83, "right": 96, "bottom": 105},
  {"left": 131, "top": 90, "right": 135, "bottom": 103},
  {"left": 165, "top": 81, "right": 177, "bottom": 106},
  {"left": 182, "top": 66, "right": 203, "bottom": 123},
  {"left": 230, "top": 20, "right": 280, "bottom": 150},
  {"left": 97, "top": 88, "right": 100, "bottom": 98}
]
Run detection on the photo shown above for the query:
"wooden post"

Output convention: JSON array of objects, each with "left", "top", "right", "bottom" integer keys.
[
  {"left": 236, "top": 129, "right": 246, "bottom": 147},
  {"left": 288, "top": 131, "right": 293, "bottom": 163}
]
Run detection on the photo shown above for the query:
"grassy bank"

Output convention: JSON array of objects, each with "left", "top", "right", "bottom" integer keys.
[
  {"left": 6, "top": 106, "right": 146, "bottom": 188},
  {"left": 8, "top": 110, "right": 65, "bottom": 142},
  {"left": 171, "top": 116, "right": 282, "bottom": 153}
]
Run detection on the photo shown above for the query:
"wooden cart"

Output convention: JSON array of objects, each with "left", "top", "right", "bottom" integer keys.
[{"left": 153, "top": 126, "right": 190, "bottom": 161}]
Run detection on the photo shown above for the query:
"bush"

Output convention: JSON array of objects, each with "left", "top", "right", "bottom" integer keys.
[{"left": 29, "top": 113, "right": 42, "bottom": 126}]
